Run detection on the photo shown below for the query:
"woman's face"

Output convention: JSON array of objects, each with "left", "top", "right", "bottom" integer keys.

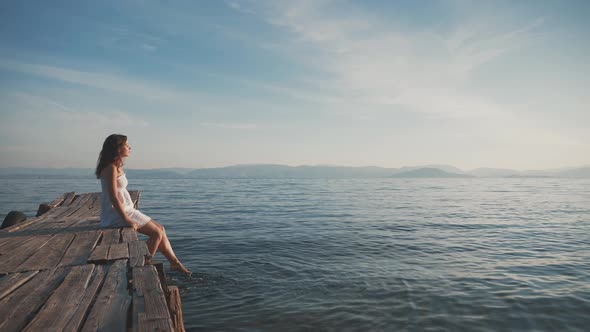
[{"left": 119, "top": 141, "right": 131, "bottom": 158}]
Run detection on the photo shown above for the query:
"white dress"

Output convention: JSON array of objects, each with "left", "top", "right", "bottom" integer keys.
[{"left": 100, "top": 173, "right": 151, "bottom": 228}]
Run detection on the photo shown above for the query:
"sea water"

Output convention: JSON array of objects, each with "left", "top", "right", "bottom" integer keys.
[{"left": 1, "top": 178, "right": 589, "bottom": 331}]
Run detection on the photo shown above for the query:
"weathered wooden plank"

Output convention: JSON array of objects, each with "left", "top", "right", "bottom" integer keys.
[
  {"left": 64, "top": 221, "right": 101, "bottom": 235},
  {"left": 88, "top": 245, "right": 109, "bottom": 263},
  {"left": 82, "top": 260, "right": 130, "bottom": 332},
  {"left": 0, "top": 271, "right": 39, "bottom": 301},
  {"left": 57, "top": 215, "right": 94, "bottom": 233},
  {"left": 68, "top": 193, "right": 92, "bottom": 209},
  {"left": 2, "top": 212, "right": 52, "bottom": 232},
  {"left": 138, "top": 313, "right": 174, "bottom": 332},
  {"left": 88, "top": 194, "right": 102, "bottom": 214},
  {"left": 121, "top": 228, "right": 138, "bottom": 242},
  {"left": 0, "top": 267, "right": 70, "bottom": 331},
  {"left": 154, "top": 263, "right": 170, "bottom": 304},
  {"left": 0, "top": 236, "right": 14, "bottom": 248},
  {"left": 85, "top": 193, "right": 100, "bottom": 211},
  {"left": 36, "top": 193, "right": 67, "bottom": 216},
  {"left": 0, "top": 235, "right": 36, "bottom": 255},
  {"left": 17, "top": 233, "right": 75, "bottom": 272},
  {"left": 62, "top": 191, "right": 77, "bottom": 207},
  {"left": 70, "top": 217, "right": 101, "bottom": 229},
  {"left": 23, "top": 205, "right": 80, "bottom": 231},
  {"left": 58, "top": 231, "right": 101, "bottom": 267},
  {"left": 3, "top": 206, "right": 77, "bottom": 233},
  {"left": 65, "top": 205, "right": 93, "bottom": 220},
  {"left": 62, "top": 264, "right": 107, "bottom": 331},
  {"left": 30, "top": 196, "right": 76, "bottom": 225},
  {"left": 0, "top": 235, "right": 53, "bottom": 274},
  {"left": 132, "top": 265, "right": 172, "bottom": 332},
  {"left": 102, "top": 228, "right": 121, "bottom": 245},
  {"left": 49, "top": 204, "right": 85, "bottom": 221},
  {"left": 29, "top": 206, "right": 70, "bottom": 226},
  {"left": 168, "top": 286, "right": 185, "bottom": 332},
  {"left": 128, "top": 241, "right": 150, "bottom": 267},
  {"left": 23, "top": 264, "right": 95, "bottom": 331},
  {"left": 108, "top": 243, "right": 129, "bottom": 261}
]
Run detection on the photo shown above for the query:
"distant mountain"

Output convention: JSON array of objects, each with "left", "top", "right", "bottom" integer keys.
[
  {"left": 1, "top": 165, "right": 588, "bottom": 179},
  {"left": 468, "top": 168, "right": 520, "bottom": 177},
  {"left": 188, "top": 164, "right": 396, "bottom": 178},
  {"left": 392, "top": 168, "right": 470, "bottom": 178},
  {"left": 126, "top": 169, "right": 184, "bottom": 179},
  {"left": 398, "top": 165, "right": 466, "bottom": 175},
  {"left": 554, "top": 166, "right": 590, "bottom": 178},
  {"left": 468, "top": 166, "right": 590, "bottom": 178}
]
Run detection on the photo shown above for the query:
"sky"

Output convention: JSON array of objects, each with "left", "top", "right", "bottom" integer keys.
[{"left": 0, "top": 0, "right": 588, "bottom": 171}]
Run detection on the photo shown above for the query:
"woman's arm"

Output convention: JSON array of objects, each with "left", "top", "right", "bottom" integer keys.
[{"left": 103, "top": 164, "right": 137, "bottom": 229}]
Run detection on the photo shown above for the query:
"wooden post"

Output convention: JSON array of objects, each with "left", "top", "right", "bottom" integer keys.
[
  {"left": 153, "top": 262, "right": 170, "bottom": 304},
  {"left": 168, "top": 286, "right": 185, "bottom": 332}
]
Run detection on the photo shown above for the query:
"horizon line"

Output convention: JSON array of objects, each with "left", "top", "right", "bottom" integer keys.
[{"left": 1, "top": 163, "right": 589, "bottom": 173}]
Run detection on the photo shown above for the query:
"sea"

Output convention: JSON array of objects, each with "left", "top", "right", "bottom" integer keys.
[{"left": 1, "top": 177, "right": 589, "bottom": 331}]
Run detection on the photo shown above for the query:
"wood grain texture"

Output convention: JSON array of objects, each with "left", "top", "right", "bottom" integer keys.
[
  {"left": 168, "top": 286, "right": 185, "bottom": 332},
  {"left": 132, "top": 265, "right": 173, "bottom": 332},
  {"left": 101, "top": 228, "right": 121, "bottom": 245},
  {"left": 58, "top": 231, "right": 101, "bottom": 267},
  {"left": 81, "top": 260, "right": 130, "bottom": 332},
  {"left": 121, "top": 228, "right": 138, "bottom": 242},
  {"left": 23, "top": 264, "right": 96, "bottom": 331},
  {"left": 128, "top": 241, "right": 150, "bottom": 267},
  {"left": 0, "top": 267, "right": 70, "bottom": 331},
  {"left": 0, "top": 235, "right": 36, "bottom": 255},
  {"left": 0, "top": 235, "right": 53, "bottom": 274},
  {"left": 88, "top": 245, "right": 109, "bottom": 263},
  {"left": 108, "top": 243, "right": 130, "bottom": 261},
  {"left": 138, "top": 313, "right": 174, "bottom": 332},
  {"left": 62, "top": 264, "right": 107, "bottom": 332},
  {"left": 17, "top": 233, "right": 75, "bottom": 272},
  {"left": 62, "top": 192, "right": 77, "bottom": 207},
  {"left": 0, "top": 271, "right": 39, "bottom": 301}
]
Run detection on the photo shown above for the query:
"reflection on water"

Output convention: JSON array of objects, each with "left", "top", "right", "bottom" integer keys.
[{"left": 1, "top": 178, "right": 589, "bottom": 331}]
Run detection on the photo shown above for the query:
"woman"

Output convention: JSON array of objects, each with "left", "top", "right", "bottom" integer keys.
[{"left": 96, "top": 134, "right": 191, "bottom": 275}]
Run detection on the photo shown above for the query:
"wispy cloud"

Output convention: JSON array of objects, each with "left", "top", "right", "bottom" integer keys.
[
  {"left": 253, "top": 1, "right": 544, "bottom": 118},
  {"left": 200, "top": 122, "right": 259, "bottom": 130},
  {"left": 0, "top": 59, "right": 176, "bottom": 100},
  {"left": 226, "top": 1, "right": 255, "bottom": 14},
  {"left": 445, "top": 17, "right": 546, "bottom": 75},
  {"left": 98, "top": 25, "right": 165, "bottom": 53},
  {"left": 9, "top": 92, "right": 150, "bottom": 128}
]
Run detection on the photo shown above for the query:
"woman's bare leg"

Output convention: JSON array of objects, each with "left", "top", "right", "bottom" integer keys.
[
  {"left": 137, "top": 221, "right": 163, "bottom": 256},
  {"left": 138, "top": 220, "right": 191, "bottom": 274},
  {"left": 154, "top": 222, "right": 178, "bottom": 262}
]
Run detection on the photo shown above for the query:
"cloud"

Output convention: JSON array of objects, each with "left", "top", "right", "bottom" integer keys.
[
  {"left": 8, "top": 92, "right": 150, "bottom": 128},
  {"left": 0, "top": 59, "right": 177, "bottom": 100},
  {"left": 253, "top": 1, "right": 544, "bottom": 119},
  {"left": 445, "top": 16, "right": 546, "bottom": 75},
  {"left": 226, "top": 1, "right": 255, "bottom": 14},
  {"left": 200, "top": 122, "right": 259, "bottom": 130}
]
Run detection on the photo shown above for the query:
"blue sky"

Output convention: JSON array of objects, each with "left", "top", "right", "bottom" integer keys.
[{"left": 0, "top": 0, "right": 588, "bottom": 170}]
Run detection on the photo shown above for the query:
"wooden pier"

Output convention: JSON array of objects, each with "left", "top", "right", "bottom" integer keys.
[{"left": 0, "top": 192, "right": 184, "bottom": 331}]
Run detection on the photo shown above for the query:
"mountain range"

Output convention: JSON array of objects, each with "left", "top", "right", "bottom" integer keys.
[{"left": 0, "top": 165, "right": 589, "bottom": 179}]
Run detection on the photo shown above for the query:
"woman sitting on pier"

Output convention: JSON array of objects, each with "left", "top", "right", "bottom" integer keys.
[{"left": 96, "top": 134, "right": 191, "bottom": 275}]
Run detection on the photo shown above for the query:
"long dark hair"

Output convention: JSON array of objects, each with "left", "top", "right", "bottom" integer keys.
[{"left": 95, "top": 134, "right": 127, "bottom": 178}]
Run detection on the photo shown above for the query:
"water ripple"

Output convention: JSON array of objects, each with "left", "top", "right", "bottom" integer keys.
[{"left": 1, "top": 178, "right": 589, "bottom": 331}]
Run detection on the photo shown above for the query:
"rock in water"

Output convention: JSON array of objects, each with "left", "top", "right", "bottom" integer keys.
[{"left": 1, "top": 211, "right": 27, "bottom": 229}]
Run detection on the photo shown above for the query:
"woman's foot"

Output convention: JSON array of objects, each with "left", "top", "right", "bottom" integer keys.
[{"left": 170, "top": 260, "right": 192, "bottom": 275}]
